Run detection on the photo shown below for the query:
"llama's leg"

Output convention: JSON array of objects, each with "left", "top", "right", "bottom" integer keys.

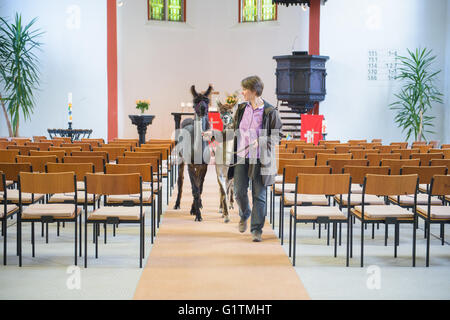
[
  {"left": 217, "top": 165, "right": 229, "bottom": 222},
  {"left": 173, "top": 160, "right": 185, "bottom": 209},
  {"left": 188, "top": 164, "right": 200, "bottom": 217},
  {"left": 216, "top": 165, "right": 225, "bottom": 214},
  {"left": 195, "top": 164, "right": 208, "bottom": 222},
  {"left": 227, "top": 177, "right": 234, "bottom": 209}
]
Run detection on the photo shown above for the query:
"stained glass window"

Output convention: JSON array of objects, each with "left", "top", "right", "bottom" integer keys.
[
  {"left": 240, "top": 0, "right": 277, "bottom": 23},
  {"left": 149, "top": 0, "right": 165, "bottom": 21},
  {"left": 261, "top": 0, "right": 276, "bottom": 21},
  {"left": 148, "top": 0, "right": 185, "bottom": 22}
]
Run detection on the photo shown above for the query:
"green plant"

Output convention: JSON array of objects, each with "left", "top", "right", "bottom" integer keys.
[
  {"left": 389, "top": 48, "right": 443, "bottom": 142},
  {"left": 0, "top": 13, "right": 43, "bottom": 137},
  {"left": 136, "top": 99, "right": 150, "bottom": 114}
]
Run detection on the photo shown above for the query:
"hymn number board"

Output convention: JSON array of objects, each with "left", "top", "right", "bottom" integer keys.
[{"left": 368, "top": 49, "right": 398, "bottom": 81}]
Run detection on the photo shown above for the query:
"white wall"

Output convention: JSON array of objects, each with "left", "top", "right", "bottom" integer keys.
[
  {"left": 0, "top": 0, "right": 107, "bottom": 139},
  {"left": 445, "top": 1, "right": 450, "bottom": 144},
  {"left": 117, "top": 0, "right": 309, "bottom": 140},
  {"left": 321, "top": 0, "right": 448, "bottom": 144}
]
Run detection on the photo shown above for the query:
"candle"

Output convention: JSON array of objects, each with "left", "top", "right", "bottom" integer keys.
[{"left": 68, "top": 92, "right": 73, "bottom": 123}]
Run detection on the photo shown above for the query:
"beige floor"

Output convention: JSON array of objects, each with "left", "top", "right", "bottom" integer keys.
[{"left": 134, "top": 167, "right": 310, "bottom": 300}]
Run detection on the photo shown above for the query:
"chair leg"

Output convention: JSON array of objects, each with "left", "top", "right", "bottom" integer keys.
[
  {"left": 18, "top": 217, "right": 22, "bottom": 267},
  {"left": 104, "top": 223, "right": 107, "bottom": 244},
  {"left": 318, "top": 223, "right": 321, "bottom": 239},
  {"left": 281, "top": 201, "right": 285, "bottom": 245},
  {"left": 31, "top": 222, "right": 35, "bottom": 258},
  {"left": 394, "top": 223, "right": 399, "bottom": 258},
  {"left": 84, "top": 218, "right": 88, "bottom": 268},
  {"left": 95, "top": 224, "right": 98, "bottom": 259},
  {"left": 3, "top": 219, "right": 7, "bottom": 265},
  {"left": 385, "top": 223, "right": 388, "bottom": 246},
  {"left": 79, "top": 214, "right": 82, "bottom": 257},
  {"left": 372, "top": 223, "right": 375, "bottom": 239},
  {"left": 75, "top": 218, "right": 78, "bottom": 266},
  {"left": 41, "top": 222, "right": 44, "bottom": 237},
  {"left": 57, "top": 222, "right": 60, "bottom": 237},
  {"left": 339, "top": 222, "right": 342, "bottom": 246},
  {"left": 441, "top": 224, "right": 445, "bottom": 245},
  {"left": 412, "top": 218, "right": 416, "bottom": 267},
  {"left": 293, "top": 221, "right": 297, "bottom": 266},
  {"left": 289, "top": 214, "right": 292, "bottom": 257},
  {"left": 346, "top": 218, "right": 350, "bottom": 267},
  {"left": 327, "top": 222, "right": 330, "bottom": 246},
  {"left": 334, "top": 222, "right": 338, "bottom": 257},
  {"left": 360, "top": 221, "right": 364, "bottom": 267},
  {"left": 46, "top": 223, "right": 49, "bottom": 244},
  {"left": 426, "top": 221, "right": 430, "bottom": 267}
]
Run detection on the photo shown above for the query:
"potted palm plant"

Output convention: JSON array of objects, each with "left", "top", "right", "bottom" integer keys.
[
  {"left": 0, "top": 13, "right": 43, "bottom": 137},
  {"left": 389, "top": 48, "right": 443, "bottom": 142}
]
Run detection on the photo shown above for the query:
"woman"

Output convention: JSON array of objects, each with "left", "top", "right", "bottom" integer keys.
[{"left": 231, "top": 76, "right": 282, "bottom": 242}]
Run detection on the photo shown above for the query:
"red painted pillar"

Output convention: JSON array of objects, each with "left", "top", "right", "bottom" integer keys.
[
  {"left": 107, "top": 0, "right": 118, "bottom": 141},
  {"left": 309, "top": 0, "right": 321, "bottom": 115}
]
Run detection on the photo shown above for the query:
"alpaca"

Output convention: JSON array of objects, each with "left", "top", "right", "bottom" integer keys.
[{"left": 173, "top": 85, "right": 212, "bottom": 222}]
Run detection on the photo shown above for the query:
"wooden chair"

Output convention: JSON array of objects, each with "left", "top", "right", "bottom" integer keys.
[
  {"left": 334, "top": 146, "right": 351, "bottom": 154},
  {"left": 30, "top": 150, "right": 66, "bottom": 162},
  {"left": 18, "top": 172, "right": 81, "bottom": 266},
  {"left": 51, "top": 137, "right": 72, "bottom": 143},
  {"left": 350, "top": 174, "right": 419, "bottom": 267},
  {"left": 316, "top": 153, "right": 352, "bottom": 166},
  {"left": 63, "top": 156, "right": 105, "bottom": 173},
  {"left": 294, "top": 144, "right": 323, "bottom": 153},
  {"left": 25, "top": 142, "right": 53, "bottom": 151},
  {"left": 391, "top": 148, "right": 420, "bottom": 159},
  {"left": 32, "top": 136, "right": 47, "bottom": 142},
  {"left": 61, "top": 143, "right": 91, "bottom": 152},
  {"left": 327, "top": 159, "right": 368, "bottom": 174},
  {"left": 428, "top": 141, "right": 439, "bottom": 148},
  {"left": 0, "top": 149, "right": 19, "bottom": 162},
  {"left": 74, "top": 140, "right": 101, "bottom": 149},
  {"left": 0, "top": 172, "right": 20, "bottom": 265},
  {"left": 415, "top": 175, "right": 450, "bottom": 266},
  {"left": 93, "top": 147, "right": 128, "bottom": 163},
  {"left": 46, "top": 140, "right": 64, "bottom": 147},
  {"left": 319, "top": 140, "right": 340, "bottom": 145},
  {"left": 105, "top": 164, "right": 157, "bottom": 243},
  {"left": 389, "top": 166, "right": 448, "bottom": 207},
  {"left": 359, "top": 142, "right": 381, "bottom": 150},
  {"left": 50, "top": 146, "right": 82, "bottom": 154},
  {"left": 11, "top": 138, "right": 32, "bottom": 146},
  {"left": 415, "top": 145, "right": 433, "bottom": 153},
  {"left": 374, "top": 145, "right": 395, "bottom": 153},
  {"left": 410, "top": 153, "right": 443, "bottom": 165},
  {"left": 380, "top": 159, "right": 420, "bottom": 175},
  {"left": 348, "top": 139, "right": 367, "bottom": 145},
  {"left": 277, "top": 152, "right": 304, "bottom": 160},
  {"left": 441, "top": 144, "right": 450, "bottom": 149},
  {"left": 429, "top": 149, "right": 450, "bottom": 158},
  {"left": 411, "top": 141, "right": 427, "bottom": 147},
  {"left": 7, "top": 145, "right": 39, "bottom": 155},
  {"left": 372, "top": 139, "right": 382, "bottom": 144},
  {"left": 351, "top": 149, "right": 379, "bottom": 160},
  {"left": 278, "top": 165, "right": 331, "bottom": 245},
  {"left": 366, "top": 153, "right": 401, "bottom": 166},
  {"left": 303, "top": 148, "right": 334, "bottom": 159},
  {"left": 0, "top": 141, "right": 16, "bottom": 149},
  {"left": 84, "top": 173, "right": 145, "bottom": 268},
  {"left": 81, "top": 138, "right": 104, "bottom": 146},
  {"left": 289, "top": 173, "right": 350, "bottom": 266},
  {"left": 390, "top": 142, "right": 408, "bottom": 149},
  {"left": 0, "top": 163, "right": 44, "bottom": 205},
  {"left": 429, "top": 159, "right": 450, "bottom": 170},
  {"left": 16, "top": 155, "right": 58, "bottom": 173},
  {"left": 71, "top": 151, "right": 109, "bottom": 163}
]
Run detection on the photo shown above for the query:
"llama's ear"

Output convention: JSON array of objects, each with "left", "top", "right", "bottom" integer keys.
[
  {"left": 191, "top": 85, "right": 198, "bottom": 97},
  {"left": 204, "top": 85, "right": 213, "bottom": 97},
  {"left": 217, "top": 101, "right": 223, "bottom": 112}
]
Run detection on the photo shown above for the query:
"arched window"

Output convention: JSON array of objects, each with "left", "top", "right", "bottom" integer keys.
[
  {"left": 148, "top": 0, "right": 186, "bottom": 22},
  {"left": 240, "top": 0, "right": 277, "bottom": 23}
]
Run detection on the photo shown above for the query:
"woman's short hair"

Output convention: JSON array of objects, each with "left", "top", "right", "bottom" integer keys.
[{"left": 241, "top": 76, "right": 264, "bottom": 97}]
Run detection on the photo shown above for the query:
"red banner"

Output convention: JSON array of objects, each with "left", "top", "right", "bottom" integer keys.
[
  {"left": 208, "top": 112, "right": 223, "bottom": 131},
  {"left": 300, "top": 114, "right": 323, "bottom": 145}
]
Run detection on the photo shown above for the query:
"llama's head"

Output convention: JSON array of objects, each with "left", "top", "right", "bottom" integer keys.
[
  {"left": 217, "top": 101, "right": 234, "bottom": 129},
  {"left": 191, "top": 85, "right": 212, "bottom": 118}
]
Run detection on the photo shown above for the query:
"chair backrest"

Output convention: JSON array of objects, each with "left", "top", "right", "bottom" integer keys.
[
  {"left": 416, "top": 145, "right": 433, "bottom": 153},
  {"left": 11, "top": 138, "right": 32, "bottom": 146},
  {"left": 16, "top": 155, "right": 58, "bottom": 172},
  {"left": 391, "top": 148, "right": 420, "bottom": 159},
  {"left": 372, "top": 139, "right": 382, "bottom": 144},
  {"left": 364, "top": 174, "right": 418, "bottom": 196},
  {"left": 0, "top": 163, "right": 33, "bottom": 182},
  {"left": 429, "top": 149, "right": 450, "bottom": 159},
  {"left": 25, "top": 142, "right": 53, "bottom": 151},
  {"left": 46, "top": 140, "right": 63, "bottom": 147},
  {"left": 342, "top": 166, "right": 390, "bottom": 184},
  {"left": 46, "top": 163, "right": 94, "bottom": 181},
  {"left": 32, "top": 136, "right": 47, "bottom": 142},
  {"left": 316, "top": 153, "right": 352, "bottom": 166},
  {"left": 0, "top": 141, "right": 16, "bottom": 149},
  {"left": 359, "top": 142, "right": 381, "bottom": 149},
  {"left": 441, "top": 144, "right": 450, "bottom": 149},
  {"left": 116, "top": 156, "right": 160, "bottom": 173},
  {"left": 277, "top": 158, "right": 314, "bottom": 174},
  {"left": 429, "top": 159, "right": 450, "bottom": 169},
  {"left": 295, "top": 173, "right": 351, "bottom": 195},
  {"left": 93, "top": 146, "right": 128, "bottom": 162},
  {"left": 303, "top": 148, "right": 334, "bottom": 159},
  {"left": 0, "top": 149, "right": 19, "bottom": 162},
  {"left": 350, "top": 149, "right": 379, "bottom": 160},
  {"left": 429, "top": 175, "right": 450, "bottom": 196},
  {"left": 107, "top": 142, "right": 135, "bottom": 150},
  {"left": 74, "top": 140, "right": 101, "bottom": 148},
  {"left": 374, "top": 145, "right": 394, "bottom": 153},
  {"left": 7, "top": 145, "right": 39, "bottom": 155},
  {"left": 105, "top": 163, "right": 153, "bottom": 183},
  {"left": 348, "top": 139, "right": 367, "bottom": 145},
  {"left": 30, "top": 150, "right": 66, "bottom": 162},
  {"left": 85, "top": 173, "right": 141, "bottom": 196},
  {"left": 410, "top": 153, "right": 444, "bottom": 165},
  {"left": 327, "top": 159, "right": 368, "bottom": 174},
  {"left": 81, "top": 138, "right": 105, "bottom": 145},
  {"left": 284, "top": 165, "right": 331, "bottom": 183},
  {"left": 52, "top": 137, "right": 72, "bottom": 143},
  {"left": 334, "top": 145, "right": 351, "bottom": 153},
  {"left": 390, "top": 142, "right": 408, "bottom": 149},
  {"left": 61, "top": 143, "right": 91, "bottom": 151},
  {"left": 19, "top": 172, "right": 76, "bottom": 194},
  {"left": 319, "top": 140, "right": 340, "bottom": 145},
  {"left": 50, "top": 146, "right": 82, "bottom": 153},
  {"left": 401, "top": 166, "right": 448, "bottom": 184},
  {"left": 63, "top": 156, "right": 105, "bottom": 173},
  {"left": 295, "top": 144, "right": 322, "bottom": 153},
  {"left": 367, "top": 153, "right": 401, "bottom": 166},
  {"left": 380, "top": 159, "right": 420, "bottom": 175},
  {"left": 71, "top": 151, "right": 109, "bottom": 162},
  {"left": 277, "top": 152, "right": 304, "bottom": 160}
]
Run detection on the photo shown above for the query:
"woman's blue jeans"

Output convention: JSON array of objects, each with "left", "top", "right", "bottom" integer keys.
[{"left": 233, "top": 159, "right": 267, "bottom": 233}]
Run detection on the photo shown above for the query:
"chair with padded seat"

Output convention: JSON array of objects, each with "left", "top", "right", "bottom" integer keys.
[
  {"left": 289, "top": 173, "right": 351, "bottom": 266},
  {"left": 17, "top": 172, "right": 81, "bottom": 266},
  {"left": 350, "top": 174, "right": 419, "bottom": 267},
  {"left": 84, "top": 173, "right": 145, "bottom": 268},
  {"left": 415, "top": 175, "right": 450, "bottom": 266}
]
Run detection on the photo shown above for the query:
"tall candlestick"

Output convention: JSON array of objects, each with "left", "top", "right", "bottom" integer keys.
[{"left": 68, "top": 92, "right": 73, "bottom": 124}]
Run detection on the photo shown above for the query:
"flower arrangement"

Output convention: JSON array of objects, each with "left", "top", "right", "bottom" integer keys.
[
  {"left": 216, "top": 92, "right": 239, "bottom": 112},
  {"left": 136, "top": 99, "right": 150, "bottom": 114}
]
